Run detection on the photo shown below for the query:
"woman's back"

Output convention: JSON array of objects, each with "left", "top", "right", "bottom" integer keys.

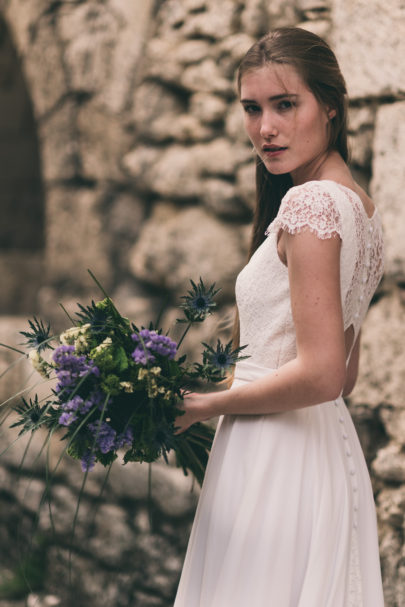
[{"left": 236, "top": 180, "right": 384, "bottom": 368}]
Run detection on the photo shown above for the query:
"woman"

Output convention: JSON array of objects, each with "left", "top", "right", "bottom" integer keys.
[{"left": 174, "top": 27, "right": 385, "bottom": 606}]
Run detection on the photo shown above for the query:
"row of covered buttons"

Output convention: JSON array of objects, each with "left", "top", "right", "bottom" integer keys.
[
  {"left": 334, "top": 400, "right": 359, "bottom": 529},
  {"left": 357, "top": 225, "right": 374, "bottom": 319}
]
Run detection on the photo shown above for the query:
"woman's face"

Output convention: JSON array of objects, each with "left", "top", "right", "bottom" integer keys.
[{"left": 240, "top": 63, "right": 335, "bottom": 184}]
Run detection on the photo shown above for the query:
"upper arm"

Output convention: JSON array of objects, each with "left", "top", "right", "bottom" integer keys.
[{"left": 282, "top": 228, "right": 347, "bottom": 397}]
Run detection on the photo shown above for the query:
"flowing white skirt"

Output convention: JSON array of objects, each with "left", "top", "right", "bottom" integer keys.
[{"left": 174, "top": 361, "right": 384, "bottom": 607}]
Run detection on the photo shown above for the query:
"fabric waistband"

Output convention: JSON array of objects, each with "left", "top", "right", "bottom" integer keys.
[{"left": 233, "top": 360, "right": 276, "bottom": 384}]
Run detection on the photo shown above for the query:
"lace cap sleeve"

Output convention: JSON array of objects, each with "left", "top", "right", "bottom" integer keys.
[{"left": 265, "top": 181, "right": 343, "bottom": 240}]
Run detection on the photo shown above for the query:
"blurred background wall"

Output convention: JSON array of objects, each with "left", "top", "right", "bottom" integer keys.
[{"left": 0, "top": 0, "right": 404, "bottom": 605}]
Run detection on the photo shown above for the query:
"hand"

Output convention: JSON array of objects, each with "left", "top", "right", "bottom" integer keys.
[{"left": 174, "top": 391, "right": 217, "bottom": 434}]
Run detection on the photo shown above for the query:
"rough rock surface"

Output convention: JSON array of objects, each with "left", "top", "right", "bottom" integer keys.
[
  {"left": 331, "top": 0, "right": 405, "bottom": 99},
  {"left": 371, "top": 101, "right": 405, "bottom": 281}
]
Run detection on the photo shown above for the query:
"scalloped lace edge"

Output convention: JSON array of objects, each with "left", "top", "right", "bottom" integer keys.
[{"left": 265, "top": 220, "right": 343, "bottom": 241}]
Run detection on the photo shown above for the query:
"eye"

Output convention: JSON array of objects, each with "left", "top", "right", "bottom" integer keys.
[
  {"left": 242, "top": 103, "right": 261, "bottom": 115},
  {"left": 277, "top": 99, "right": 294, "bottom": 111}
]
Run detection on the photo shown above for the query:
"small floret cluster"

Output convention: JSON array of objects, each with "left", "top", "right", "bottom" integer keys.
[
  {"left": 53, "top": 345, "right": 99, "bottom": 394},
  {"left": 131, "top": 329, "right": 177, "bottom": 365}
]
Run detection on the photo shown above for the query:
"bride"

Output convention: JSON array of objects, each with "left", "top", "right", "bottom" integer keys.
[{"left": 174, "top": 27, "right": 385, "bottom": 606}]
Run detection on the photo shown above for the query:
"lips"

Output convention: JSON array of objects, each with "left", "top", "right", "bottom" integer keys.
[
  {"left": 261, "top": 145, "right": 287, "bottom": 158},
  {"left": 262, "top": 145, "right": 287, "bottom": 152}
]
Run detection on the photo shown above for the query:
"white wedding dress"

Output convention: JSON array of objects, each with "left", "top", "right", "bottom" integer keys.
[{"left": 174, "top": 180, "right": 385, "bottom": 606}]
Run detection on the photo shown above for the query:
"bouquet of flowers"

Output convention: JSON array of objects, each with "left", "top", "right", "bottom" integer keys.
[{"left": 3, "top": 273, "right": 247, "bottom": 487}]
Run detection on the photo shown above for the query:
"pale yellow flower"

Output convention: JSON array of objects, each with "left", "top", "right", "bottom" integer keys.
[
  {"left": 120, "top": 381, "right": 135, "bottom": 393},
  {"left": 60, "top": 326, "right": 81, "bottom": 345},
  {"left": 28, "top": 349, "right": 50, "bottom": 379}
]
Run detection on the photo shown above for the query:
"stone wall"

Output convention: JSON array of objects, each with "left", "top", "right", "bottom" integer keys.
[{"left": 0, "top": 0, "right": 404, "bottom": 605}]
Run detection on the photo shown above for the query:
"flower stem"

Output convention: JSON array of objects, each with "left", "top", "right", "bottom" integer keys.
[{"left": 177, "top": 322, "right": 192, "bottom": 350}]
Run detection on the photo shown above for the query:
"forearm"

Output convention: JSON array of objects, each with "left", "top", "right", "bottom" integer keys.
[{"left": 204, "top": 356, "right": 346, "bottom": 419}]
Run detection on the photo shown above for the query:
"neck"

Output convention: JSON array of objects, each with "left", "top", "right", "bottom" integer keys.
[{"left": 290, "top": 149, "right": 339, "bottom": 186}]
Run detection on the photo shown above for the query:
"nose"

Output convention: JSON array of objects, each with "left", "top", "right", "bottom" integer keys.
[{"left": 260, "top": 111, "right": 278, "bottom": 139}]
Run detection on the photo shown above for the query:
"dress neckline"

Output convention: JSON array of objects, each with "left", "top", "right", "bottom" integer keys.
[{"left": 317, "top": 179, "right": 378, "bottom": 222}]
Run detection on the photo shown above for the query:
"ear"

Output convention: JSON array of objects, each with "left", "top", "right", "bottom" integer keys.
[{"left": 327, "top": 108, "right": 337, "bottom": 119}]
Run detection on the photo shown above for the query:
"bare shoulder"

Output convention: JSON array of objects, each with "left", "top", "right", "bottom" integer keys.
[{"left": 350, "top": 183, "right": 376, "bottom": 218}]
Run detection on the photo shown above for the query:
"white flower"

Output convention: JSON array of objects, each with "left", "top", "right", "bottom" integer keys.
[
  {"left": 74, "top": 334, "right": 89, "bottom": 354},
  {"left": 94, "top": 337, "right": 113, "bottom": 354},
  {"left": 28, "top": 349, "right": 51, "bottom": 379},
  {"left": 120, "top": 381, "right": 134, "bottom": 393},
  {"left": 60, "top": 326, "right": 81, "bottom": 345},
  {"left": 138, "top": 368, "right": 148, "bottom": 380}
]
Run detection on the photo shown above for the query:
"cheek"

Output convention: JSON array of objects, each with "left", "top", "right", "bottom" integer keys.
[{"left": 244, "top": 118, "right": 259, "bottom": 141}]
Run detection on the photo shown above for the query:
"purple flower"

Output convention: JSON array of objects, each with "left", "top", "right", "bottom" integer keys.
[
  {"left": 81, "top": 451, "right": 96, "bottom": 472},
  {"left": 132, "top": 345, "right": 156, "bottom": 365},
  {"left": 82, "top": 389, "right": 107, "bottom": 414},
  {"left": 131, "top": 330, "right": 177, "bottom": 366},
  {"left": 59, "top": 411, "right": 77, "bottom": 426},
  {"left": 52, "top": 344, "right": 99, "bottom": 394},
  {"left": 62, "top": 395, "right": 84, "bottom": 412},
  {"left": 115, "top": 427, "right": 134, "bottom": 449},
  {"left": 88, "top": 420, "right": 116, "bottom": 454}
]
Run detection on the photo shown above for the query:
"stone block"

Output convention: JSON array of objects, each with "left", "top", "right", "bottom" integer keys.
[
  {"left": 372, "top": 442, "right": 405, "bottom": 483},
  {"left": 123, "top": 140, "right": 251, "bottom": 200},
  {"left": 0, "top": 252, "right": 44, "bottom": 314},
  {"left": 225, "top": 100, "right": 251, "bottom": 144},
  {"left": 371, "top": 101, "right": 405, "bottom": 280},
  {"left": 38, "top": 99, "right": 78, "bottom": 182},
  {"left": 165, "top": 114, "right": 216, "bottom": 144},
  {"left": 218, "top": 33, "right": 256, "bottom": 67},
  {"left": 2, "top": 0, "right": 46, "bottom": 51},
  {"left": 131, "top": 81, "right": 204, "bottom": 143},
  {"left": 240, "top": 0, "right": 270, "bottom": 37},
  {"left": 132, "top": 81, "right": 186, "bottom": 129},
  {"left": 77, "top": 100, "right": 131, "bottom": 181},
  {"left": 331, "top": 0, "right": 405, "bottom": 98},
  {"left": 180, "top": 59, "right": 234, "bottom": 96},
  {"left": 348, "top": 129, "right": 373, "bottom": 169},
  {"left": 377, "top": 487, "right": 405, "bottom": 529},
  {"left": 350, "top": 289, "right": 405, "bottom": 409},
  {"left": 201, "top": 178, "right": 248, "bottom": 220},
  {"left": 296, "top": 19, "right": 331, "bottom": 39},
  {"left": 379, "top": 406, "right": 405, "bottom": 447},
  {"left": 348, "top": 106, "right": 375, "bottom": 133},
  {"left": 129, "top": 203, "right": 247, "bottom": 301},
  {"left": 17, "top": 15, "right": 67, "bottom": 119},
  {"left": 190, "top": 92, "right": 228, "bottom": 125},
  {"left": 179, "top": 1, "right": 237, "bottom": 40},
  {"left": 145, "top": 38, "right": 185, "bottom": 86},
  {"left": 99, "top": 0, "right": 155, "bottom": 114},
  {"left": 175, "top": 40, "right": 213, "bottom": 65},
  {"left": 45, "top": 186, "right": 113, "bottom": 290},
  {"left": 57, "top": 3, "right": 120, "bottom": 95}
]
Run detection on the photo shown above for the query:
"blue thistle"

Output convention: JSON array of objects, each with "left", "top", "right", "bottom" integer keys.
[
  {"left": 20, "top": 317, "right": 52, "bottom": 352},
  {"left": 179, "top": 278, "right": 220, "bottom": 323},
  {"left": 195, "top": 339, "right": 249, "bottom": 381},
  {"left": 11, "top": 395, "right": 51, "bottom": 434}
]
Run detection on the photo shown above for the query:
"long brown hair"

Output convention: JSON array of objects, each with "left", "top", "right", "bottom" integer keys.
[{"left": 232, "top": 27, "right": 349, "bottom": 349}]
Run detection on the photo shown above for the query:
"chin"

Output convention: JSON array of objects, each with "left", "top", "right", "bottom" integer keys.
[{"left": 263, "top": 163, "right": 290, "bottom": 176}]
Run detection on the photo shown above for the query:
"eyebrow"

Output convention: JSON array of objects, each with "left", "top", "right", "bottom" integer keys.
[{"left": 240, "top": 93, "right": 298, "bottom": 103}]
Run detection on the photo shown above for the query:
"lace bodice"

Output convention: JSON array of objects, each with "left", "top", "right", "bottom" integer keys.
[{"left": 235, "top": 180, "right": 384, "bottom": 368}]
